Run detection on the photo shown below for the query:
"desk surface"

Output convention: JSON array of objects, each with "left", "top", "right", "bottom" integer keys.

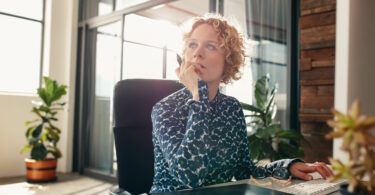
[
  {"left": 155, "top": 183, "right": 290, "bottom": 195},
  {"left": 153, "top": 177, "right": 345, "bottom": 195}
]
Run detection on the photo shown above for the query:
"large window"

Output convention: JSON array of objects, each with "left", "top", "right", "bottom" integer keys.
[
  {"left": 223, "top": 0, "right": 293, "bottom": 130},
  {"left": 0, "top": 0, "right": 44, "bottom": 93}
]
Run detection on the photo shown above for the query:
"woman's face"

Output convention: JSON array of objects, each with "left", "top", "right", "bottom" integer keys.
[{"left": 185, "top": 24, "right": 225, "bottom": 85}]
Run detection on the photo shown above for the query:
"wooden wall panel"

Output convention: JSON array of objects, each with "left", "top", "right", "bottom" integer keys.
[
  {"left": 299, "top": 11, "right": 335, "bottom": 29},
  {"left": 299, "top": 0, "right": 336, "bottom": 163}
]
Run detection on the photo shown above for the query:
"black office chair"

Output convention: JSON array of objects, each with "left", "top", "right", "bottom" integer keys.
[{"left": 110, "top": 79, "right": 183, "bottom": 195}]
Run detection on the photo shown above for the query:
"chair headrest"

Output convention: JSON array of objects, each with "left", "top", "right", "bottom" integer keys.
[{"left": 113, "top": 79, "right": 183, "bottom": 128}]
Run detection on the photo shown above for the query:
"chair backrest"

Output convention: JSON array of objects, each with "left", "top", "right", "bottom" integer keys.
[{"left": 113, "top": 79, "right": 183, "bottom": 194}]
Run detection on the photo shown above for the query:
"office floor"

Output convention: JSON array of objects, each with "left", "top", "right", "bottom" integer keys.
[{"left": 0, "top": 173, "right": 116, "bottom": 195}]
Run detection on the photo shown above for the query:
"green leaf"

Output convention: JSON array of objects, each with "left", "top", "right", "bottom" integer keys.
[
  {"left": 25, "top": 126, "right": 35, "bottom": 138},
  {"left": 277, "top": 141, "right": 304, "bottom": 160},
  {"left": 37, "top": 88, "right": 48, "bottom": 106},
  {"left": 277, "top": 130, "right": 311, "bottom": 148},
  {"left": 24, "top": 119, "right": 39, "bottom": 126},
  {"left": 38, "top": 105, "right": 50, "bottom": 113},
  {"left": 256, "top": 124, "right": 280, "bottom": 138},
  {"left": 47, "top": 147, "right": 62, "bottom": 159},
  {"left": 265, "top": 112, "right": 273, "bottom": 126},
  {"left": 31, "top": 124, "right": 43, "bottom": 138},
  {"left": 254, "top": 75, "right": 269, "bottom": 109},
  {"left": 32, "top": 107, "right": 42, "bottom": 118},
  {"left": 248, "top": 137, "right": 263, "bottom": 160},
  {"left": 53, "top": 102, "right": 66, "bottom": 106},
  {"left": 48, "top": 123, "right": 61, "bottom": 134},
  {"left": 248, "top": 134, "right": 274, "bottom": 161},
  {"left": 244, "top": 114, "right": 261, "bottom": 118},
  {"left": 29, "top": 137, "right": 39, "bottom": 145},
  {"left": 241, "top": 102, "right": 263, "bottom": 114},
  {"left": 20, "top": 145, "right": 32, "bottom": 154},
  {"left": 31, "top": 143, "right": 47, "bottom": 160},
  {"left": 41, "top": 116, "right": 49, "bottom": 123},
  {"left": 50, "top": 85, "right": 67, "bottom": 103},
  {"left": 41, "top": 131, "right": 48, "bottom": 142},
  {"left": 277, "top": 130, "right": 304, "bottom": 140},
  {"left": 46, "top": 127, "right": 59, "bottom": 142},
  {"left": 50, "top": 108, "right": 64, "bottom": 111},
  {"left": 265, "top": 85, "right": 277, "bottom": 116}
]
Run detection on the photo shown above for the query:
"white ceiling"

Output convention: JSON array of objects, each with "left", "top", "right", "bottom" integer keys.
[{"left": 136, "top": 0, "right": 210, "bottom": 25}]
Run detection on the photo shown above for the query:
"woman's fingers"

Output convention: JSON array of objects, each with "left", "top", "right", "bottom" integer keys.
[
  {"left": 314, "top": 166, "right": 328, "bottom": 179},
  {"left": 290, "top": 162, "right": 334, "bottom": 181},
  {"left": 291, "top": 168, "right": 313, "bottom": 181},
  {"left": 289, "top": 162, "right": 313, "bottom": 180},
  {"left": 177, "top": 62, "right": 199, "bottom": 95},
  {"left": 315, "top": 162, "right": 333, "bottom": 177}
]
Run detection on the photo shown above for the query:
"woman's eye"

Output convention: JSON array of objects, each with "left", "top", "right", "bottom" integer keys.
[
  {"left": 206, "top": 44, "right": 217, "bottom": 50},
  {"left": 188, "top": 42, "right": 197, "bottom": 49}
]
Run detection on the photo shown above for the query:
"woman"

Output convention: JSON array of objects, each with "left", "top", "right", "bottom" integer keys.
[{"left": 150, "top": 15, "right": 332, "bottom": 193}]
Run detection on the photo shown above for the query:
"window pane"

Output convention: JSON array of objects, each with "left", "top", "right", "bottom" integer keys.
[
  {"left": 115, "top": 0, "right": 150, "bottom": 11},
  {"left": 124, "top": 14, "right": 174, "bottom": 47},
  {"left": 0, "top": 15, "right": 41, "bottom": 93},
  {"left": 95, "top": 22, "right": 122, "bottom": 97},
  {"left": 98, "top": 0, "right": 113, "bottom": 16},
  {"left": 223, "top": 0, "right": 290, "bottom": 130},
  {"left": 0, "top": 0, "right": 43, "bottom": 20},
  {"left": 88, "top": 21, "right": 121, "bottom": 174},
  {"left": 122, "top": 42, "right": 163, "bottom": 79}
]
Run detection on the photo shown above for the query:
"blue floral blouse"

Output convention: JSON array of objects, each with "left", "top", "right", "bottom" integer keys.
[{"left": 150, "top": 80, "right": 301, "bottom": 193}]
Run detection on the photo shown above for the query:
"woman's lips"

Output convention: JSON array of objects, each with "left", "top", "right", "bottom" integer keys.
[{"left": 195, "top": 63, "right": 206, "bottom": 69}]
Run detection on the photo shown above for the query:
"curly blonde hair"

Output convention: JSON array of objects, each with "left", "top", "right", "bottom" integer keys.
[{"left": 182, "top": 15, "right": 246, "bottom": 84}]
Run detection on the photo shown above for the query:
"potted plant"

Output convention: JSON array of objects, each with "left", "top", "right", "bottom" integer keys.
[
  {"left": 20, "top": 77, "right": 67, "bottom": 182},
  {"left": 326, "top": 100, "right": 375, "bottom": 195},
  {"left": 241, "top": 74, "right": 308, "bottom": 162}
]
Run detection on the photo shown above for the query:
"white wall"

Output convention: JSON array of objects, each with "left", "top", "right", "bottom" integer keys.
[
  {"left": 334, "top": 0, "right": 375, "bottom": 159},
  {"left": 0, "top": 0, "right": 78, "bottom": 178},
  {"left": 0, "top": 94, "right": 38, "bottom": 177}
]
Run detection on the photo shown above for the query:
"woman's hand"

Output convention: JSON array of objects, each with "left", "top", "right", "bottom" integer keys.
[
  {"left": 289, "top": 162, "right": 333, "bottom": 180},
  {"left": 175, "top": 60, "right": 201, "bottom": 101}
]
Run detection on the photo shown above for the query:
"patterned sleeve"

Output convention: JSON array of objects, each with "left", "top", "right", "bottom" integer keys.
[
  {"left": 233, "top": 99, "right": 304, "bottom": 179},
  {"left": 152, "top": 80, "right": 213, "bottom": 188}
]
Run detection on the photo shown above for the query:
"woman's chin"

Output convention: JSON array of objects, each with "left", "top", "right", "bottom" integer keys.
[{"left": 198, "top": 76, "right": 207, "bottom": 82}]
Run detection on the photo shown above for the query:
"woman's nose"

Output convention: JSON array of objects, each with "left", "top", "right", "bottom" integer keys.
[{"left": 193, "top": 46, "right": 204, "bottom": 59}]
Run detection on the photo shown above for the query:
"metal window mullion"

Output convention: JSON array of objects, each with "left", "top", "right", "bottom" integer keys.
[
  {"left": 39, "top": 0, "right": 46, "bottom": 88},
  {"left": 162, "top": 46, "right": 167, "bottom": 78},
  {"left": 218, "top": 0, "right": 223, "bottom": 15},
  {"left": 77, "top": 25, "right": 87, "bottom": 173},
  {"left": 0, "top": 12, "right": 43, "bottom": 23},
  {"left": 287, "top": 0, "right": 300, "bottom": 131},
  {"left": 120, "top": 15, "right": 125, "bottom": 80},
  {"left": 82, "top": 0, "right": 177, "bottom": 29},
  {"left": 123, "top": 39, "right": 165, "bottom": 50}
]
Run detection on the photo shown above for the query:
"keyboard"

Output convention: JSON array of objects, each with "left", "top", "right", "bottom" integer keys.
[{"left": 278, "top": 178, "right": 347, "bottom": 195}]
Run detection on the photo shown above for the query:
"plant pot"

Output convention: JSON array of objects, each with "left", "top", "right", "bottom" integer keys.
[{"left": 24, "top": 158, "right": 57, "bottom": 183}]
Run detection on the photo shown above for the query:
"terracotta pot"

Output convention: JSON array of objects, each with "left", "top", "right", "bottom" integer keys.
[{"left": 24, "top": 158, "right": 57, "bottom": 183}]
